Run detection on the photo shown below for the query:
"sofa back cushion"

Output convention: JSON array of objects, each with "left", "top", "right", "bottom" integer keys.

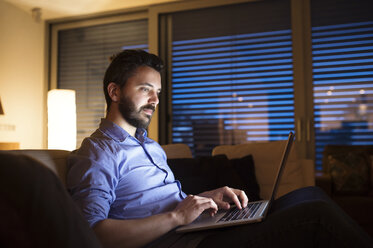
[
  {"left": 162, "top": 143, "right": 193, "bottom": 159},
  {"left": 212, "top": 140, "right": 304, "bottom": 199},
  {"left": 6, "top": 150, "right": 70, "bottom": 186}
]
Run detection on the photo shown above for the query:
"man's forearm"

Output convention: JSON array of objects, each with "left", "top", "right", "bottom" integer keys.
[
  {"left": 93, "top": 211, "right": 180, "bottom": 248},
  {"left": 93, "top": 195, "right": 219, "bottom": 248}
]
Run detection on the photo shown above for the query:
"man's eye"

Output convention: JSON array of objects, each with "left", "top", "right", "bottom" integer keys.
[{"left": 141, "top": 87, "right": 149, "bottom": 92}]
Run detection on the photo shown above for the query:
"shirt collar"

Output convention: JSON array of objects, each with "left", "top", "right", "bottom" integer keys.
[{"left": 99, "top": 118, "right": 148, "bottom": 143}]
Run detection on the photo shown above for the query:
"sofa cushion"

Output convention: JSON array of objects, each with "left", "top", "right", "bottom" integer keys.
[
  {"left": 162, "top": 144, "right": 193, "bottom": 159},
  {"left": 167, "top": 154, "right": 261, "bottom": 201},
  {"left": 212, "top": 140, "right": 304, "bottom": 199}
]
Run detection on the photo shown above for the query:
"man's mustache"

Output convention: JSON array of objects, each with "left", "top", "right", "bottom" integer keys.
[{"left": 140, "top": 104, "right": 156, "bottom": 112}]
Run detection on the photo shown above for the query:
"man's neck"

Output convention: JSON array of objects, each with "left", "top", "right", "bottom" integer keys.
[{"left": 105, "top": 109, "right": 137, "bottom": 137}]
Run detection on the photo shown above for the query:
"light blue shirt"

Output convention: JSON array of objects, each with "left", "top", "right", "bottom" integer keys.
[{"left": 67, "top": 119, "right": 187, "bottom": 227}]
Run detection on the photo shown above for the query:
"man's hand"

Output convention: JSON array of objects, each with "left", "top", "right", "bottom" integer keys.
[
  {"left": 173, "top": 195, "right": 218, "bottom": 226},
  {"left": 198, "top": 186, "right": 248, "bottom": 210}
]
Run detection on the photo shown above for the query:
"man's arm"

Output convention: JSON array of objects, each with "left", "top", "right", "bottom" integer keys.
[{"left": 93, "top": 195, "right": 218, "bottom": 248}]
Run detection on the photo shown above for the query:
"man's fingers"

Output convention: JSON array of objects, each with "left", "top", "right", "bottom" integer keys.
[
  {"left": 196, "top": 187, "right": 249, "bottom": 213},
  {"left": 175, "top": 195, "right": 220, "bottom": 225},
  {"left": 214, "top": 199, "right": 231, "bottom": 210},
  {"left": 223, "top": 187, "right": 249, "bottom": 209},
  {"left": 231, "top": 192, "right": 242, "bottom": 209},
  {"left": 219, "top": 186, "right": 240, "bottom": 209},
  {"left": 231, "top": 188, "right": 249, "bottom": 208},
  {"left": 187, "top": 195, "right": 218, "bottom": 212}
]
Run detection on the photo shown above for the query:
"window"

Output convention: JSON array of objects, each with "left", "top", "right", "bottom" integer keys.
[
  {"left": 50, "top": 0, "right": 373, "bottom": 170},
  {"left": 311, "top": 0, "right": 373, "bottom": 169},
  {"left": 163, "top": 1, "right": 294, "bottom": 156},
  {"left": 57, "top": 19, "right": 148, "bottom": 148}
]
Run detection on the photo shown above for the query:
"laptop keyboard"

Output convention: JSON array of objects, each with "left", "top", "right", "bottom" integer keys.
[{"left": 218, "top": 202, "right": 262, "bottom": 222}]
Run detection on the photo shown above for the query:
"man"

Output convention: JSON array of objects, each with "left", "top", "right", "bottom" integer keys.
[{"left": 67, "top": 50, "right": 372, "bottom": 248}]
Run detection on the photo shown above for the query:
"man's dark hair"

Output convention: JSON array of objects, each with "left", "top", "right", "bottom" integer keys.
[{"left": 103, "top": 49, "right": 164, "bottom": 111}]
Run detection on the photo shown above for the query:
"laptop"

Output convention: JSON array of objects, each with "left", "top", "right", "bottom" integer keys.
[{"left": 176, "top": 132, "right": 295, "bottom": 233}]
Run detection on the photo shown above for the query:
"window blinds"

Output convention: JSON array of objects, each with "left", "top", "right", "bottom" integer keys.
[
  {"left": 58, "top": 19, "right": 148, "bottom": 148},
  {"left": 311, "top": 0, "right": 373, "bottom": 168},
  {"left": 170, "top": 1, "right": 294, "bottom": 156}
]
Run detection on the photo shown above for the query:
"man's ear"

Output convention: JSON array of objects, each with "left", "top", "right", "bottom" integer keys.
[{"left": 107, "top": 82, "right": 120, "bottom": 102}]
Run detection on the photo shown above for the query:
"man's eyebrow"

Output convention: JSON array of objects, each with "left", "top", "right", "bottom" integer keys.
[{"left": 139, "top": 82, "right": 161, "bottom": 91}]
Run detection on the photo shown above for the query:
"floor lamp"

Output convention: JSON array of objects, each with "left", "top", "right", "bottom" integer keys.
[{"left": 47, "top": 89, "right": 76, "bottom": 151}]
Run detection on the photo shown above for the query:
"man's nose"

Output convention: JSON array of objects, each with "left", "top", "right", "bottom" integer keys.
[{"left": 148, "top": 91, "right": 159, "bottom": 105}]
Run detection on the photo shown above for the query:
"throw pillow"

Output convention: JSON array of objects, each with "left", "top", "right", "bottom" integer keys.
[
  {"left": 167, "top": 156, "right": 220, "bottom": 195},
  {"left": 228, "top": 154, "right": 261, "bottom": 201},
  {"left": 167, "top": 154, "right": 261, "bottom": 201},
  {"left": 327, "top": 151, "right": 371, "bottom": 195}
]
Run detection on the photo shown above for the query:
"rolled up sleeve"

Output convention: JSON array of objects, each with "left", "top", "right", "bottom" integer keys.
[{"left": 67, "top": 139, "right": 119, "bottom": 228}]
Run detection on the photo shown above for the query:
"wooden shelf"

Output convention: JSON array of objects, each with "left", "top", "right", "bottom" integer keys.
[{"left": 0, "top": 142, "right": 20, "bottom": 150}]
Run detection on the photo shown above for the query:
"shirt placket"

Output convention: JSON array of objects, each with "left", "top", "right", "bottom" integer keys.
[{"left": 139, "top": 142, "right": 169, "bottom": 184}]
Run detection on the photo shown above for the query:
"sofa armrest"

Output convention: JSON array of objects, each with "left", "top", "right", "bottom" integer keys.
[
  {"left": 315, "top": 171, "right": 332, "bottom": 196},
  {"left": 299, "top": 159, "right": 315, "bottom": 187},
  {"left": 6, "top": 149, "right": 70, "bottom": 186}
]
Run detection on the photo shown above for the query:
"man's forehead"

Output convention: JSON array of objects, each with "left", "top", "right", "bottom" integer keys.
[{"left": 128, "top": 66, "right": 161, "bottom": 89}]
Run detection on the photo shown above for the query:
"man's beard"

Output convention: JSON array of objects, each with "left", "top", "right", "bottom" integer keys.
[{"left": 118, "top": 95, "right": 155, "bottom": 129}]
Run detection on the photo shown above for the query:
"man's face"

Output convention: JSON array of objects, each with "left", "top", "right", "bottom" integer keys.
[{"left": 118, "top": 66, "right": 161, "bottom": 129}]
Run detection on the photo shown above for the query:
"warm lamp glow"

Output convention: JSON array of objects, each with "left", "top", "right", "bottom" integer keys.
[{"left": 48, "top": 89, "right": 76, "bottom": 150}]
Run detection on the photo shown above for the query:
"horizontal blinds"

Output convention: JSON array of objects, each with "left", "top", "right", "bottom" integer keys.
[
  {"left": 58, "top": 20, "right": 148, "bottom": 148},
  {"left": 171, "top": 1, "right": 294, "bottom": 156},
  {"left": 311, "top": 0, "right": 373, "bottom": 169}
]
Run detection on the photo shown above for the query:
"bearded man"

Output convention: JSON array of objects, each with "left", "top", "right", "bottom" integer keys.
[{"left": 67, "top": 50, "right": 373, "bottom": 248}]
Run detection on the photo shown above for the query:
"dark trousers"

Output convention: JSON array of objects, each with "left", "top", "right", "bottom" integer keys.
[
  {"left": 149, "top": 187, "right": 373, "bottom": 248},
  {"left": 0, "top": 152, "right": 102, "bottom": 248}
]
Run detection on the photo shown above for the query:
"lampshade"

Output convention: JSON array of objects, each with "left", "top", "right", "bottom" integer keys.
[
  {"left": 0, "top": 97, "right": 4, "bottom": 115},
  {"left": 48, "top": 89, "right": 76, "bottom": 150}
]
